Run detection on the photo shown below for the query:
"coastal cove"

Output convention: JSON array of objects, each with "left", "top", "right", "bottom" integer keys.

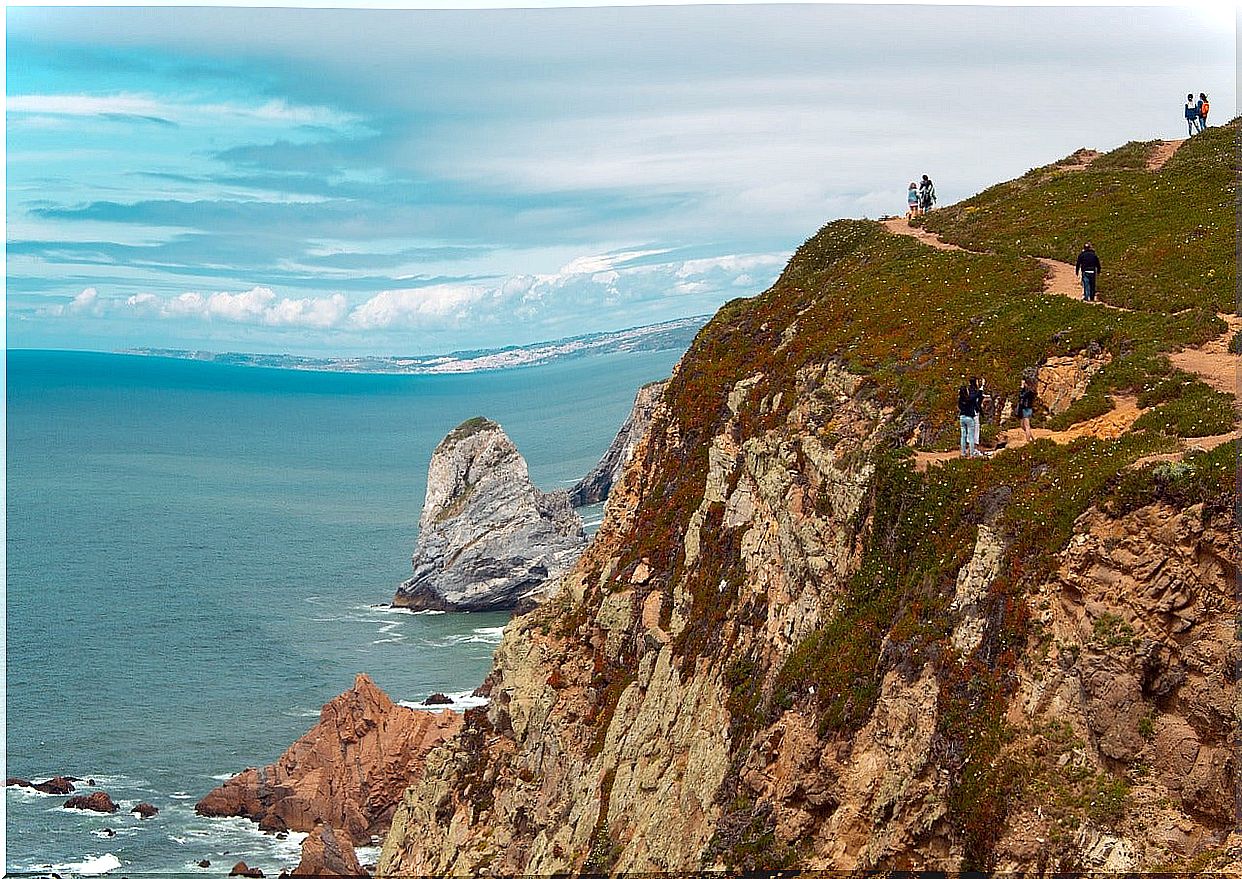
[{"left": 5, "top": 346, "right": 683, "bottom": 875}]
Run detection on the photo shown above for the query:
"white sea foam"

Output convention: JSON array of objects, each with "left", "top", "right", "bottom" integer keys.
[
  {"left": 209, "top": 773, "right": 237, "bottom": 781},
  {"left": 34, "top": 853, "right": 122, "bottom": 875},
  {"left": 398, "top": 690, "right": 489, "bottom": 712},
  {"left": 371, "top": 637, "right": 403, "bottom": 645},
  {"left": 169, "top": 792, "right": 195, "bottom": 800}
]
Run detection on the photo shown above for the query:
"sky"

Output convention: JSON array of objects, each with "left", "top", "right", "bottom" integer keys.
[{"left": 5, "top": 4, "right": 1235, "bottom": 356}]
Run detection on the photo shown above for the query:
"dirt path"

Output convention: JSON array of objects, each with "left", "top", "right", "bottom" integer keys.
[
  {"left": 1147, "top": 139, "right": 1186, "bottom": 171},
  {"left": 913, "top": 396, "right": 1143, "bottom": 472},
  {"left": 1169, "top": 313, "right": 1241, "bottom": 405},
  {"left": 880, "top": 218, "right": 964, "bottom": 252}
]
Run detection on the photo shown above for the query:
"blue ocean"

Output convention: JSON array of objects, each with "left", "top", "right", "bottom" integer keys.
[{"left": 5, "top": 347, "right": 683, "bottom": 875}]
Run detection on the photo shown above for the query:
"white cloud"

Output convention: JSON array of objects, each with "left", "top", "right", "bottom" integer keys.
[
  {"left": 7, "top": 93, "right": 357, "bottom": 128},
  {"left": 43, "top": 248, "right": 789, "bottom": 335},
  {"left": 347, "top": 284, "right": 490, "bottom": 329}
]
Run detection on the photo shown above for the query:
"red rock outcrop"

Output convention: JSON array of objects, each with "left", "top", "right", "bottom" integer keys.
[
  {"left": 132, "top": 802, "right": 159, "bottom": 818},
  {"left": 294, "top": 825, "right": 365, "bottom": 876},
  {"left": 196, "top": 674, "right": 462, "bottom": 844},
  {"left": 64, "top": 791, "right": 118, "bottom": 813},
  {"left": 229, "top": 861, "right": 263, "bottom": 877}
]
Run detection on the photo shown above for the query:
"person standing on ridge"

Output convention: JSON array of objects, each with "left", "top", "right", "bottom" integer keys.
[
  {"left": 1185, "top": 93, "right": 1200, "bottom": 135},
  {"left": 919, "top": 175, "right": 936, "bottom": 214},
  {"left": 1075, "top": 242, "right": 1101, "bottom": 302},
  {"left": 907, "top": 182, "right": 920, "bottom": 219},
  {"left": 1198, "top": 92, "right": 1210, "bottom": 130}
]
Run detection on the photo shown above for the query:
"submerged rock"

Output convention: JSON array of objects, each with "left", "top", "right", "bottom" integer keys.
[
  {"left": 569, "top": 379, "right": 668, "bottom": 506},
  {"left": 132, "top": 802, "right": 159, "bottom": 819},
  {"left": 64, "top": 791, "right": 118, "bottom": 813},
  {"left": 196, "top": 673, "right": 462, "bottom": 845},
  {"left": 392, "top": 417, "right": 587, "bottom": 612},
  {"left": 29, "top": 776, "right": 76, "bottom": 794},
  {"left": 294, "top": 824, "right": 364, "bottom": 876},
  {"left": 229, "top": 861, "right": 264, "bottom": 878},
  {"left": 422, "top": 693, "right": 453, "bottom": 706}
]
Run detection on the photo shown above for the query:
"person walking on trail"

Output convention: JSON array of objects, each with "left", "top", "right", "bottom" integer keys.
[
  {"left": 1198, "top": 93, "right": 1210, "bottom": 130},
  {"left": 907, "top": 182, "right": 920, "bottom": 219},
  {"left": 1075, "top": 243, "right": 1101, "bottom": 302},
  {"left": 958, "top": 385, "right": 978, "bottom": 458},
  {"left": 919, "top": 175, "right": 937, "bottom": 213},
  {"left": 1185, "top": 93, "right": 1200, "bottom": 135},
  {"left": 1018, "top": 377, "right": 1036, "bottom": 443}
]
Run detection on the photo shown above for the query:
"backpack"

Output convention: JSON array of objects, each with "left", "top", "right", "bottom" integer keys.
[{"left": 1200, "top": 100, "right": 1209, "bottom": 117}]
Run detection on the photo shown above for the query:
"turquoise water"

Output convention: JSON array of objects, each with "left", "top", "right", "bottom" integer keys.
[{"left": 5, "top": 347, "right": 683, "bottom": 875}]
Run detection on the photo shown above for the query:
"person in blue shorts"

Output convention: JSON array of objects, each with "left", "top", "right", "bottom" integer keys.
[{"left": 1018, "top": 377, "right": 1036, "bottom": 443}]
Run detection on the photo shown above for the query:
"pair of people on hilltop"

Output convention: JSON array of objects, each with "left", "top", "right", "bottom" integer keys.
[
  {"left": 1185, "top": 93, "right": 1210, "bottom": 135},
  {"left": 957, "top": 376, "right": 1037, "bottom": 458},
  {"left": 906, "top": 175, "right": 936, "bottom": 219}
]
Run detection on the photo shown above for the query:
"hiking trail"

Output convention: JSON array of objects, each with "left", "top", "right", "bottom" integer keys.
[{"left": 883, "top": 141, "right": 1236, "bottom": 472}]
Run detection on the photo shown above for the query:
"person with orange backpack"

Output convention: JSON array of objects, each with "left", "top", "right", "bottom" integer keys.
[{"left": 1198, "top": 93, "right": 1210, "bottom": 131}]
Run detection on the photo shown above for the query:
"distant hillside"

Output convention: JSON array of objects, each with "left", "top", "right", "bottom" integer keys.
[{"left": 127, "top": 315, "right": 709, "bottom": 374}]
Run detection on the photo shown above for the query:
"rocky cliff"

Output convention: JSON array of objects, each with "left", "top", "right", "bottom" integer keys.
[
  {"left": 569, "top": 380, "right": 668, "bottom": 506},
  {"left": 392, "top": 417, "right": 587, "bottom": 612},
  {"left": 377, "top": 126, "right": 1239, "bottom": 872},
  {"left": 197, "top": 674, "right": 461, "bottom": 844}
]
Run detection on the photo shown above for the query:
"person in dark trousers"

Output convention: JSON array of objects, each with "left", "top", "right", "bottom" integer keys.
[
  {"left": 1018, "top": 377, "right": 1036, "bottom": 442},
  {"left": 957, "top": 385, "right": 977, "bottom": 458},
  {"left": 1075, "top": 243, "right": 1101, "bottom": 302},
  {"left": 919, "top": 175, "right": 936, "bottom": 213},
  {"left": 1198, "top": 92, "right": 1210, "bottom": 131},
  {"left": 1185, "top": 93, "right": 1200, "bottom": 135}
]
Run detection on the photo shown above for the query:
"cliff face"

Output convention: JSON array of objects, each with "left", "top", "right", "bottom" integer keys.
[
  {"left": 569, "top": 380, "right": 668, "bottom": 506},
  {"left": 378, "top": 128, "right": 1238, "bottom": 873},
  {"left": 392, "top": 417, "right": 587, "bottom": 611}
]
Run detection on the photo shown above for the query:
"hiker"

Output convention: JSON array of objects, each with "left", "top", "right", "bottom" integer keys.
[
  {"left": 1075, "top": 243, "right": 1101, "bottom": 302},
  {"left": 969, "top": 376, "right": 988, "bottom": 455},
  {"left": 1185, "top": 93, "right": 1199, "bottom": 135},
  {"left": 957, "top": 385, "right": 977, "bottom": 458},
  {"left": 1198, "top": 92, "right": 1210, "bottom": 130},
  {"left": 1018, "top": 377, "right": 1036, "bottom": 443},
  {"left": 907, "top": 182, "right": 920, "bottom": 219},
  {"left": 919, "top": 175, "right": 937, "bottom": 213}
]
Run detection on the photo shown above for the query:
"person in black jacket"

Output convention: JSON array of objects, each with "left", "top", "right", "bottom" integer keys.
[
  {"left": 1018, "top": 377, "right": 1036, "bottom": 442},
  {"left": 957, "top": 385, "right": 976, "bottom": 458},
  {"left": 1075, "top": 243, "right": 1101, "bottom": 302}
]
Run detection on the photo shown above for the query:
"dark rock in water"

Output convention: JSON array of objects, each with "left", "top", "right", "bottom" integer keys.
[
  {"left": 64, "top": 791, "right": 118, "bottom": 813},
  {"left": 102, "top": 828, "right": 116, "bottom": 837},
  {"left": 276, "top": 832, "right": 288, "bottom": 840},
  {"left": 7, "top": 777, "right": 31, "bottom": 788},
  {"left": 197, "top": 861, "right": 211, "bottom": 869},
  {"left": 229, "top": 861, "right": 264, "bottom": 878},
  {"left": 293, "top": 824, "right": 364, "bottom": 876},
  {"left": 391, "top": 417, "right": 587, "bottom": 612},
  {"left": 132, "top": 802, "right": 159, "bottom": 818},
  {"left": 33, "top": 776, "right": 76, "bottom": 794},
  {"left": 87, "top": 778, "right": 97, "bottom": 786},
  {"left": 423, "top": 693, "right": 453, "bottom": 706},
  {"left": 569, "top": 379, "right": 667, "bottom": 506}
]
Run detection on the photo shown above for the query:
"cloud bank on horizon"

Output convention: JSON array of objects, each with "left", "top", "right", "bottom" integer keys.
[{"left": 6, "top": 4, "right": 1234, "bottom": 356}]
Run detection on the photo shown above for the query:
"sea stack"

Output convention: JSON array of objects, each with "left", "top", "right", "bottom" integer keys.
[
  {"left": 569, "top": 379, "right": 667, "bottom": 506},
  {"left": 392, "top": 417, "right": 587, "bottom": 612}
]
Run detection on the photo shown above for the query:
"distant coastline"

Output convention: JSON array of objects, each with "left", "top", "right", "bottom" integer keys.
[{"left": 113, "top": 315, "right": 709, "bottom": 375}]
